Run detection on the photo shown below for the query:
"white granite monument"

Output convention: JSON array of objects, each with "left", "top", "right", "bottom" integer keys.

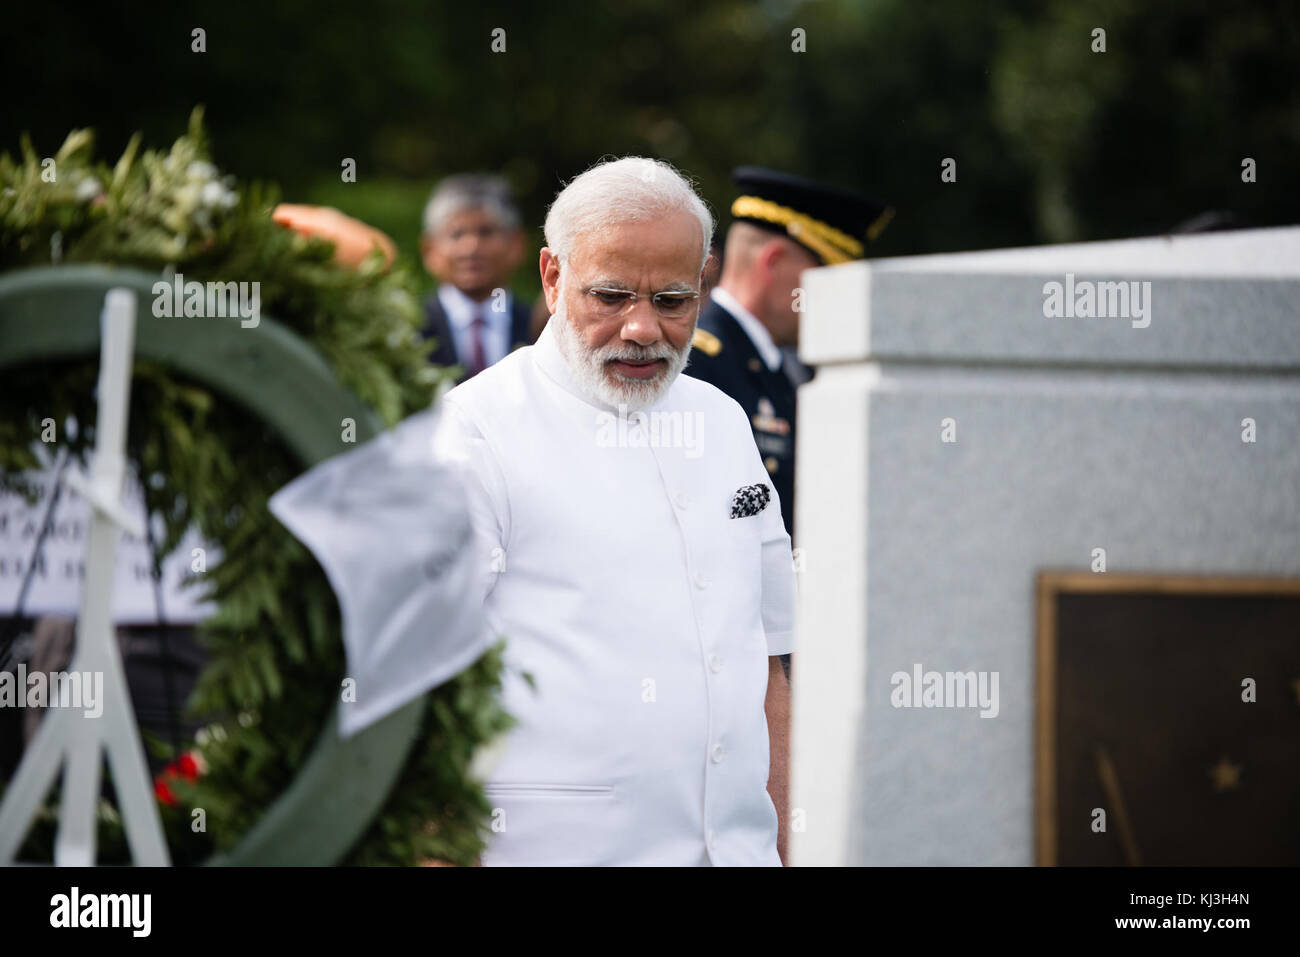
[{"left": 790, "top": 227, "right": 1300, "bottom": 865}]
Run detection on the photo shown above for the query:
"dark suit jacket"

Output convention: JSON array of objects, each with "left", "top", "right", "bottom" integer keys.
[
  {"left": 685, "top": 298, "right": 801, "bottom": 537},
  {"left": 422, "top": 290, "right": 535, "bottom": 383}
]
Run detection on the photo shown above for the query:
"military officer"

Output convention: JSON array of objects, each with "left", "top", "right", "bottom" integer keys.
[{"left": 687, "top": 167, "right": 891, "bottom": 538}]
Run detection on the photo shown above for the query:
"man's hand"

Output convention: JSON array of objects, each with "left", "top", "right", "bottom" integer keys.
[
  {"left": 271, "top": 203, "right": 397, "bottom": 270},
  {"left": 764, "top": 654, "right": 792, "bottom": 865}
]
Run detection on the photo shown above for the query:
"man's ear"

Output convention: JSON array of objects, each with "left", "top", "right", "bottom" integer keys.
[
  {"left": 755, "top": 238, "right": 785, "bottom": 283},
  {"left": 420, "top": 235, "right": 440, "bottom": 279},
  {"left": 539, "top": 247, "right": 562, "bottom": 315}
]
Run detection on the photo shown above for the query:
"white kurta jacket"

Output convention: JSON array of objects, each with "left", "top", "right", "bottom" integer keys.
[{"left": 435, "top": 320, "right": 796, "bottom": 866}]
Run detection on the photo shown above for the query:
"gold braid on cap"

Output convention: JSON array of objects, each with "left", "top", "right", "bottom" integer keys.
[
  {"left": 732, "top": 195, "right": 865, "bottom": 265},
  {"left": 865, "top": 206, "right": 894, "bottom": 243}
]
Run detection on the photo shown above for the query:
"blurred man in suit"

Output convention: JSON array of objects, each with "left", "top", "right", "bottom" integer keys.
[
  {"left": 420, "top": 174, "right": 535, "bottom": 381},
  {"left": 687, "top": 167, "right": 891, "bottom": 537}
]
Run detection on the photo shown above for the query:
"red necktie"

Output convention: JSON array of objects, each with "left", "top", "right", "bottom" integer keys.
[{"left": 466, "top": 310, "right": 487, "bottom": 378}]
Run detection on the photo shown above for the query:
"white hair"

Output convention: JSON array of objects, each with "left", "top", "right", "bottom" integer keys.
[
  {"left": 422, "top": 173, "right": 521, "bottom": 237},
  {"left": 544, "top": 157, "right": 713, "bottom": 271}
]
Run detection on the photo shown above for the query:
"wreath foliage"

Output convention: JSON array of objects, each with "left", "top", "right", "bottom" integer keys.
[{"left": 0, "top": 109, "right": 512, "bottom": 865}]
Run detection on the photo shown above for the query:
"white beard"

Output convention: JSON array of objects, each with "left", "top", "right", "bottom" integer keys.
[{"left": 550, "top": 297, "right": 692, "bottom": 411}]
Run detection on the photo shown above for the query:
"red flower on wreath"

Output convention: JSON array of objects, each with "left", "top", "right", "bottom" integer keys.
[
  {"left": 175, "top": 752, "right": 201, "bottom": 781},
  {"left": 154, "top": 750, "right": 206, "bottom": 807}
]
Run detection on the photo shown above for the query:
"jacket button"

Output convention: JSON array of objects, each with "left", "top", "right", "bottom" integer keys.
[
  {"left": 711, "top": 744, "right": 725, "bottom": 764},
  {"left": 709, "top": 655, "right": 723, "bottom": 673},
  {"left": 673, "top": 491, "right": 687, "bottom": 510},
  {"left": 694, "top": 572, "right": 711, "bottom": 589},
  {"left": 764, "top": 456, "right": 779, "bottom": 473}
]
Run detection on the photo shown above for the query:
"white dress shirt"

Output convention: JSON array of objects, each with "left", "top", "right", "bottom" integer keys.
[
  {"left": 434, "top": 320, "right": 796, "bottom": 866},
  {"left": 710, "top": 286, "right": 782, "bottom": 371},
  {"left": 438, "top": 283, "right": 514, "bottom": 369}
]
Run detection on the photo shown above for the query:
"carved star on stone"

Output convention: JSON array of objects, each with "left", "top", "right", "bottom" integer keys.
[{"left": 1209, "top": 757, "right": 1242, "bottom": 793}]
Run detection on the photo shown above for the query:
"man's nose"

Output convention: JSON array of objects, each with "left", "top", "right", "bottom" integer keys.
[
  {"left": 458, "top": 231, "right": 487, "bottom": 255},
  {"left": 620, "top": 300, "right": 662, "bottom": 345}
]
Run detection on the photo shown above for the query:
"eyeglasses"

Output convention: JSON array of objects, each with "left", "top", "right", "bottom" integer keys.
[
  {"left": 441, "top": 224, "right": 506, "bottom": 243},
  {"left": 581, "top": 284, "right": 701, "bottom": 319}
]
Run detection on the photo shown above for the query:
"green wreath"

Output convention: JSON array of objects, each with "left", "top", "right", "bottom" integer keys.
[{"left": 0, "top": 109, "right": 513, "bottom": 865}]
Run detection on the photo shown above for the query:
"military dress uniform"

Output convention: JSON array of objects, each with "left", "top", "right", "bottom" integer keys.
[
  {"left": 686, "top": 167, "right": 892, "bottom": 540},
  {"left": 688, "top": 289, "right": 799, "bottom": 537},
  {"left": 434, "top": 319, "right": 796, "bottom": 866}
]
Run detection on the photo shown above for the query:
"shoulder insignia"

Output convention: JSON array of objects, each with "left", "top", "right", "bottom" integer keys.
[{"left": 692, "top": 327, "right": 722, "bottom": 357}]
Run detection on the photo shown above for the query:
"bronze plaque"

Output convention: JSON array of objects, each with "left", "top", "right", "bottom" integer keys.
[{"left": 1036, "top": 572, "right": 1300, "bottom": 866}]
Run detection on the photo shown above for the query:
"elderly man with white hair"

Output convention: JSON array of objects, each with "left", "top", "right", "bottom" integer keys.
[{"left": 435, "top": 157, "right": 796, "bottom": 866}]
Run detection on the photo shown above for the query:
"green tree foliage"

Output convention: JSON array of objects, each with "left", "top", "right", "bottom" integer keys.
[
  {"left": 994, "top": 0, "right": 1300, "bottom": 241},
  {"left": 3, "top": 0, "right": 1296, "bottom": 271}
]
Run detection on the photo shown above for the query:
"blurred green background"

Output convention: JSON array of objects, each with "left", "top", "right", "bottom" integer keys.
[{"left": 5, "top": 0, "right": 1297, "bottom": 301}]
